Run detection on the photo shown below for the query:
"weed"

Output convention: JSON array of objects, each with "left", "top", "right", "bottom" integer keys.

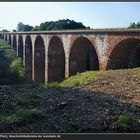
[
  {"left": 0, "top": 108, "right": 47, "bottom": 125},
  {"left": 13, "top": 97, "right": 28, "bottom": 106},
  {"left": 113, "top": 114, "right": 135, "bottom": 131}
]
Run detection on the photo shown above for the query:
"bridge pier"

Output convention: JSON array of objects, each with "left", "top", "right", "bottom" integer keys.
[{"left": 1, "top": 29, "right": 140, "bottom": 83}]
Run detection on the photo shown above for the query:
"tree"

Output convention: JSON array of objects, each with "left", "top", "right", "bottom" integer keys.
[
  {"left": 32, "top": 26, "right": 40, "bottom": 31},
  {"left": 32, "top": 19, "right": 89, "bottom": 31},
  {"left": 128, "top": 22, "right": 140, "bottom": 28},
  {"left": 12, "top": 29, "right": 16, "bottom": 32},
  {"left": 17, "top": 22, "right": 24, "bottom": 31},
  {"left": 1, "top": 29, "right": 9, "bottom": 32},
  {"left": 17, "top": 22, "right": 33, "bottom": 32}
]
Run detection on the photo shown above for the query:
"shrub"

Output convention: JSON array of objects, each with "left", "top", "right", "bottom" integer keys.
[
  {"left": 10, "top": 58, "right": 26, "bottom": 81},
  {"left": 0, "top": 39, "right": 10, "bottom": 49},
  {"left": 0, "top": 42, "right": 26, "bottom": 84}
]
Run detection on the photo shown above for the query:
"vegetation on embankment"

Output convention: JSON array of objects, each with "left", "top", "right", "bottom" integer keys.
[
  {"left": 0, "top": 39, "right": 140, "bottom": 133},
  {"left": 0, "top": 39, "right": 26, "bottom": 84},
  {"left": 47, "top": 70, "right": 108, "bottom": 88},
  {"left": 0, "top": 39, "right": 10, "bottom": 49},
  {"left": 0, "top": 68, "right": 140, "bottom": 133}
]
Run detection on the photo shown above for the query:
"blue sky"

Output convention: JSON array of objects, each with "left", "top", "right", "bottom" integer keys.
[{"left": 0, "top": 2, "right": 140, "bottom": 30}]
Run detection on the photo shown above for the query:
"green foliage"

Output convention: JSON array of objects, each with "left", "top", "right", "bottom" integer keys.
[
  {"left": 16, "top": 94, "right": 42, "bottom": 105},
  {"left": 116, "top": 115, "right": 133, "bottom": 129},
  {"left": 17, "top": 22, "right": 33, "bottom": 32},
  {"left": 28, "top": 83, "right": 47, "bottom": 90},
  {"left": 0, "top": 108, "right": 47, "bottom": 125},
  {"left": 47, "top": 71, "right": 106, "bottom": 88},
  {"left": 0, "top": 49, "right": 16, "bottom": 82},
  {"left": 16, "top": 19, "right": 89, "bottom": 31},
  {"left": 13, "top": 97, "right": 29, "bottom": 106},
  {"left": 1, "top": 29, "right": 9, "bottom": 32},
  {"left": 32, "top": 19, "right": 89, "bottom": 31},
  {"left": 60, "top": 71, "right": 105, "bottom": 88},
  {"left": 0, "top": 39, "right": 10, "bottom": 49},
  {"left": 128, "top": 22, "right": 140, "bottom": 28},
  {"left": 10, "top": 58, "right": 26, "bottom": 81},
  {"left": 33, "top": 26, "right": 40, "bottom": 31},
  {"left": 3, "top": 49, "right": 16, "bottom": 60},
  {"left": 113, "top": 114, "right": 140, "bottom": 132},
  {"left": 0, "top": 39, "right": 26, "bottom": 84}
]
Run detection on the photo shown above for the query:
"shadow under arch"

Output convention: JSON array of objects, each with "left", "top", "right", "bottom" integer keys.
[
  {"left": 48, "top": 36, "right": 65, "bottom": 82},
  {"left": 5, "top": 35, "right": 7, "bottom": 41},
  {"left": 9, "top": 35, "right": 11, "bottom": 46},
  {"left": 13, "top": 35, "right": 17, "bottom": 51},
  {"left": 34, "top": 36, "right": 45, "bottom": 82},
  {"left": 18, "top": 35, "right": 23, "bottom": 60},
  {"left": 107, "top": 38, "right": 140, "bottom": 70},
  {"left": 69, "top": 37, "right": 99, "bottom": 76},
  {"left": 25, "top": 35, "right": 32, "bottom": 81}
]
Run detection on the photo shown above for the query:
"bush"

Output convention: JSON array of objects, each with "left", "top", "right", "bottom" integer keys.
[
  {"left": 10, "top": 58, "right": 26, "bottom": 81},
  {"left": 0, "top": 39, "right": 10, "bottom": 49},
  {"left": 0, "top": 39, "right": 26, "bottom": 84}
]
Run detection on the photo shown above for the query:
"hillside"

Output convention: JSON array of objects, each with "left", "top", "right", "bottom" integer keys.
[
  {"left": 0, "top": 39, "right": 26, "bottom": 84},
  {"left": 0, "top": 68, "right": 140, "bottom": 133}
]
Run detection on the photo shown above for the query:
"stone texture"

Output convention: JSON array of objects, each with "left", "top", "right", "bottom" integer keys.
[{"left": 2, "top": 29, "right": 140, "bottom": 83}]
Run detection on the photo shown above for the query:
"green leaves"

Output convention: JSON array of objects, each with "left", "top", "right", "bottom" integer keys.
[
  {"left": 10, "top": 58, "right": 26, "bottom": 81},
  {"left": 128, "top": 22, "right": 140, "bottom": 28},
  {"left": 17, "top": 22, "right": 33, "bottom": 32},
  {"left": 0, "top": 108, "right": 46, "bottom": 125},
  {"left": 32, "top": 19, "right": 88, "bottom": 31},
  {"left": 0, "top": 39, "right": 26, "bottom": 84}
]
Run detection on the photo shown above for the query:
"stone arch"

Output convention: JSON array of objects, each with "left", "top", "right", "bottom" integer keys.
[
  {"left": 13, "top": 35, "right": 17, "bottom": 51},
  {"left": 34, "top": 36, "right": 45, "bottom": 82},
  {"left": 107, "top": 38, "right": 140, "bottom": 69},
  {"left": 69, "top": 37, "right": 99, "bottom": 76},
  {"left": 25, "top": 35, "right": 32, "bottom": 81},
  {"left": 18, "top": 35, "right": 23, "bottom": 60},
  {"left": 48, "top": 36, "right": 65, "bottom": 82}
]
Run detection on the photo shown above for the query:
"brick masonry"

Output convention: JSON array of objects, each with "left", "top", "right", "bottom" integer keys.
[{"left": 1, "top": 29, "right": 140, "bottom": 83}]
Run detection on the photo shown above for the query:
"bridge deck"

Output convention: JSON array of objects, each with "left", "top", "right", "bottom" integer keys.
[{"left": 1, "top": 28, "right": 140, "bottom": 35}]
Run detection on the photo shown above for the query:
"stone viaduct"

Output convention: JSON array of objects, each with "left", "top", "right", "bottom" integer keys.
[{"left": 1, "top": 29, "right": 140, "bottom": 83}]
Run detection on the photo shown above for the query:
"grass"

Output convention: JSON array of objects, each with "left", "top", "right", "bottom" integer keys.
[
  {"left": 13, "top": 97, "right": 29, "bottom": 106},
  {"left": 12, "top": 94, "right": 43, "bottom": 107},
  {"left": 113, "top": 114, "right": 140, "bottom": 131},
  {"left": 47, "top": 70, "right": 107, "bottom": 88},
  {"left": 0, "top": 108, "right": 47, "bottom": 125},
  {"left": 115, "top": 114, "right": 133, "bottom": 129}
]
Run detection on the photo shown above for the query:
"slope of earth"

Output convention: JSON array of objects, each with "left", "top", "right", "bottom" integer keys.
[
  {"left": 81, "top": 68, "right": 140, "bottom": 106},
  {"left": 0, "top": 68, "right": 140, "bottom": 133}
]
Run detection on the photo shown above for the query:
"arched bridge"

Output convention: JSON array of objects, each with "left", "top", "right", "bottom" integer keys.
[{"left": 1, "top": 29, "right": 140, "bottom": 83}]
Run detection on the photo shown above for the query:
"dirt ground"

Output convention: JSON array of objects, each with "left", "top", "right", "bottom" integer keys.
[{"left": 0, "top": 69, "right": 140, "bottom": 133}]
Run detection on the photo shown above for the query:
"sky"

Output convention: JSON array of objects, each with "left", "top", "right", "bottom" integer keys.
[{"left": 0, "top": 2, "right": 140, "bottom": 31}]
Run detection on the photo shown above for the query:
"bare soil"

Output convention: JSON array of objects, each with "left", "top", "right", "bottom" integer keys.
[{"left": 0, "top": 69, "right": 140, "bottom": 133}]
